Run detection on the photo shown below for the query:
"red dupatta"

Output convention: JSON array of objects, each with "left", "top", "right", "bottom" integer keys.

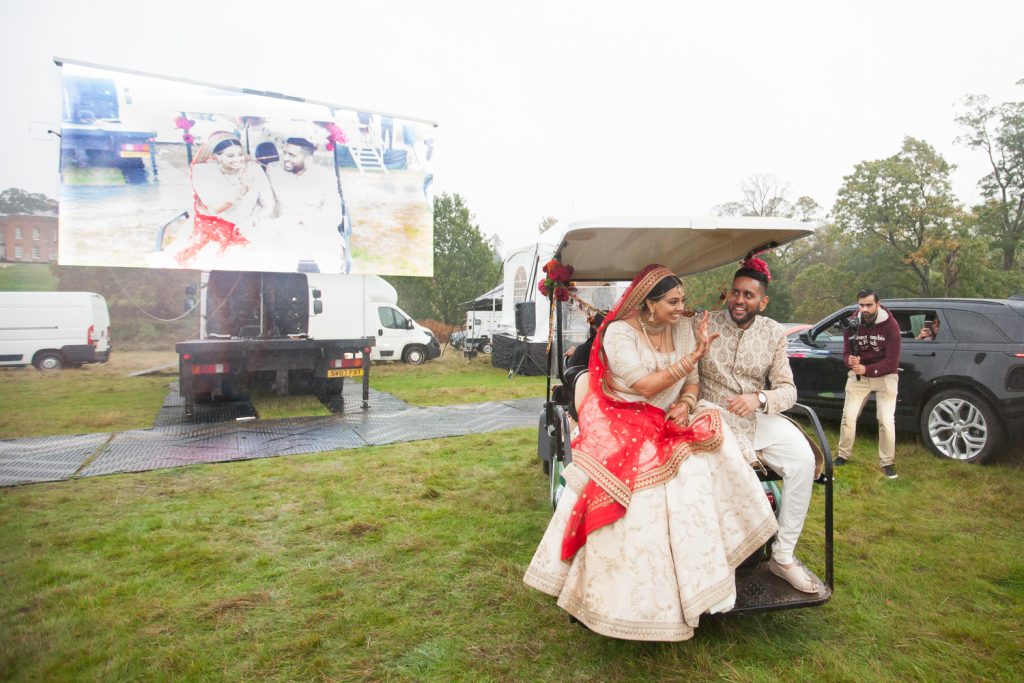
[
  {"left": 560, "top": 264, "right": 723, "bottom": 561},
  {"left": 174, "top": 131, "right": 251, "bottom": 266}
]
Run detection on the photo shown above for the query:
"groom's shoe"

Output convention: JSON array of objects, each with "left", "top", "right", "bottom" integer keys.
[{"left": 768, "top": 558, "right": 820, "bottom": 594}]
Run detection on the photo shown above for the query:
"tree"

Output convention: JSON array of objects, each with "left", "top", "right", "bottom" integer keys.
[
  {"left": 956, "top": 85, "right": 1024, "bottom": 270},
  {"left": 0, "top": 188, "right": 58, "bottom": 215},
  {"left": 388, "top": 193, "right": 500, "bottom": 325},
  {"left": 791, "top": 196, "right": 822, "bottom": 222},
  {"left": 537, "top": 216, "right": 558, "bottom": 234},
  {"left": 833, "top": 137, "right": 967, "bottom": 297},
  {"left": 714, "top": 174, "right": 793, "bottom": 217},
  {"left": 52, "top": 264, "right": 200, "bottom": 347}
]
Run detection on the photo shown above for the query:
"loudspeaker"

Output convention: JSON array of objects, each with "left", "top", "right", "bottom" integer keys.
[{"left": 515, "top": 302, "right": 536, "bottom": 337}]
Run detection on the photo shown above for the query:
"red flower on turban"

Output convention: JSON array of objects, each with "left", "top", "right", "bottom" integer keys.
[{"left": 741, "top": 256, "right": 771, "bottom": 281}]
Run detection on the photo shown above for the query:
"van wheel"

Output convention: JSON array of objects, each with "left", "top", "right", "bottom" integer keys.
[
  {"left": 480, "top": 341, "right": 493, "bottom": 355},
  {"left": 920, "top": 389, "right": 1005, "bottom": 464},
  {"left": 34, "top": 352, "right": 65, "bottom": 371},
  {"left": 403, "top": 346, "right": 427, "bottom": 365}
]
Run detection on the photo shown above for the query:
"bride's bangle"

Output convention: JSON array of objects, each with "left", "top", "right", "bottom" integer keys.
[{"left": 670, "top": 357, "right": 694, "bottom": 379}]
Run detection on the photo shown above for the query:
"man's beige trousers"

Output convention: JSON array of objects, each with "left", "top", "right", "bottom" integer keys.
[{"left": 837, "top": 373, "right": 899, "bottom": 467}]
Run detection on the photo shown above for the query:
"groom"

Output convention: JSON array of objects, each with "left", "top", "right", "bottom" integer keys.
[{"left": 696, "top": 257, "right": 820, "bottom": 594}]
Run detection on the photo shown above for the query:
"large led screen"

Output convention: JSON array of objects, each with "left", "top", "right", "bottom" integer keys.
[{"left": 58, "top": 61, "right": 436, "bottom": 276}]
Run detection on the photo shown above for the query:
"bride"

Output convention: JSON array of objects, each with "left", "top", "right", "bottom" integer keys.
[{"left": 524, "top": 264, "right": 778, "bottom": 641}]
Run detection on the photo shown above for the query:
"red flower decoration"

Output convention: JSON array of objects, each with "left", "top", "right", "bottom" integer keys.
[
  {"left": 740, "top": 256, "right": 771, "bottom": 281},
  {"left": 538, "top": 259, "right": 576, "bottom": 301},
  {"left": 174, "top": 115, "right": 196, "bottom": 130},
  {"left": 182, "top": 132, "right": 195, "bottom": 145}
]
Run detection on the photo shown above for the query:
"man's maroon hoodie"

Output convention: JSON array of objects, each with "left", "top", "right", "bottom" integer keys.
[{"left": 843, "top": 305, "right": 901, "bottom": 378}]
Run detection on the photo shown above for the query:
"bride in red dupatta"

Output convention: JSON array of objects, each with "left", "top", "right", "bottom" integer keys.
[{"left": 524, "top": 264, "right": 778, "bottom": 641}]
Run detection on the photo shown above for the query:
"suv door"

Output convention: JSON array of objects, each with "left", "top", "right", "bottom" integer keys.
[
  {"left": 886, "top": 307, "right": 956, "bottom": 428},
  {"left": 787, "top": 307, "right": 855, "bottom": 416}
]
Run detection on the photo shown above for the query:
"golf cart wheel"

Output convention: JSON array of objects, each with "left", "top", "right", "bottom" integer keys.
[{"left": 480, "top": 341, "right": 493, "bottom": 355}]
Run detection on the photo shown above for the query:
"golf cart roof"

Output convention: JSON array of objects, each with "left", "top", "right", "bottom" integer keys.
[{"left": 554, "top": 216, "right": 817, "bottom": 281}]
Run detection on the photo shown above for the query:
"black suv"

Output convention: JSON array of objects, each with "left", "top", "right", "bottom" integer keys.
[{"left": 787, "top": 298, "right": 1024, "bottom": 464}]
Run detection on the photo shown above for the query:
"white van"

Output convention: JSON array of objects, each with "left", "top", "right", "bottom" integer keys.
[
  {"left": 0, "top": 291, "right": 112, "bottom": 370},
  {"left": 300, "top": 274, "right": 440, "bottom": 364}
]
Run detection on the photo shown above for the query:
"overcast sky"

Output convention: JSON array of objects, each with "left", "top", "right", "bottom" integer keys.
[{"left": 2, "top": 0, "right": 1021, "bottom": 252}]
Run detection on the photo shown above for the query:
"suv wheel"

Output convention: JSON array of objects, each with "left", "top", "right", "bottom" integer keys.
[{"left": 920, "top": 389, "right": 1005, "bottom": 464}]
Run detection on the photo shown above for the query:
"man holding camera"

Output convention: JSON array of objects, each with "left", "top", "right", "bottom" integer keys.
[{"left": 835, "top": 289, "right": 901, "bottom": 479}]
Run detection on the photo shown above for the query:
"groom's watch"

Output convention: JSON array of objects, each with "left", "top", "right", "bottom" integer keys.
[{"left": 756, "top": 391, "right": 767, "bottom": 412}]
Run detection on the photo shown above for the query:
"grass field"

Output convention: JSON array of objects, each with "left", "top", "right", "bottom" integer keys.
[
  {"left": 0, "top": 263, "right": 57, "bottom": 291},
  {"left": 1, "top": 425, "right": 1022, "bottom": 681},
  {"left": 0, "top": 352, "right": 176, "bottom": 438},
  {"left": 371, "top": 350, "right": 546, "bottom": 406}
]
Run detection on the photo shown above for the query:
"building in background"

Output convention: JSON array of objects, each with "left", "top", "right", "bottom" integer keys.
[{"left": 0, "top": 215, "right": 58, "bottom": 263}]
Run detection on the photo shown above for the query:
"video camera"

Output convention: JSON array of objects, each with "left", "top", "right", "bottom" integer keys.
[
  {"left": 840, "top": 313, "right": 863, "bottom": 380},
  {"left": 838, "top": 314, "right": 860, "bottom": 332}
]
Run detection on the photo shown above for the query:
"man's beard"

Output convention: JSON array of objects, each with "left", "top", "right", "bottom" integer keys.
[
  {"left": 862, "top": 311, "right": 878, "bottom": 325},
  {"left": 729, "top": 306, "right": 758, "bottom": 327}
]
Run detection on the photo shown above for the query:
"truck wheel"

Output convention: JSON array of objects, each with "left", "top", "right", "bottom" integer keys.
[
  {"left": 403, "top": 345, "right": 427, "bottom": 365},
  {"left": 34, "top": 352, "right": 65, "bottom": 371},
  {"left": 920, "top": 389, "right": 1005, "bottom": 464},
  {"left": 314, "top": 377, "right": 344, "bottom": 398},
  {"left": 480, "top": 341, "right": 493, "bottom": 355}
]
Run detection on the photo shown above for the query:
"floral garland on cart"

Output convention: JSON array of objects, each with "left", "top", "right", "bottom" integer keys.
[{"left": 538, "top": 259, "right": 622, "bottom": 353}]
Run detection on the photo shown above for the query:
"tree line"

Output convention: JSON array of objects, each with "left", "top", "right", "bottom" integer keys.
[{"left": 686, "top": 85, "right": 1024, "bottom": 323}]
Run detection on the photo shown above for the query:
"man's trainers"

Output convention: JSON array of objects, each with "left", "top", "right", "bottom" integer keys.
[
  {"left": 881, "top": 465, "right": 898, "bottom": 479},
  {"left": 833, "top": 457, "right": 849, "bottom": 467}
]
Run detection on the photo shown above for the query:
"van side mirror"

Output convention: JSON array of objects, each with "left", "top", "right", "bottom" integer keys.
[
  {"left": 312, "top": 288, "right": 322, "bottom": 299},
  {"left": 406, "top": 319, "right": 414, "bottom": 330},
  {"left": 313, "top": 300, "right": 323, "bottom": 315}
]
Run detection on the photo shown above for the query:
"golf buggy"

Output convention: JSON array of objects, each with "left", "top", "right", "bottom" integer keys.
[{"left": 536, "top": 216, "right": 834, "bottom": 612}]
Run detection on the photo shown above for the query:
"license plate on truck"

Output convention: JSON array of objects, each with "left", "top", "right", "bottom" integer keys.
[{"left": 327, "top": 368, "right": 363, "bottom": 378}]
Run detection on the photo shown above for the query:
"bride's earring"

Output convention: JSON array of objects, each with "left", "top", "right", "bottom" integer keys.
[{"left": 648, "top": 307, "right": 656, "bottom": 323}]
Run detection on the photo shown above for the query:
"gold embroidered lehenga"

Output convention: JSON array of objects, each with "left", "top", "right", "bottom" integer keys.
[{"left": 523, "top": 264, "right": 778, "bottom": 641}]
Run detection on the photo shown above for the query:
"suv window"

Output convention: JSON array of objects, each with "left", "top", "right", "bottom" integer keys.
[
  {"left": 891, "top": 309, "right": 942, "bottom": 341},
  {"left": 945, "top": 309, "right": 1009, "bottom": 343}
]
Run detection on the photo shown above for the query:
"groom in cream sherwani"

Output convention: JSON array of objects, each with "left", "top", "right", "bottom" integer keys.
[{"left": 696, "top": 258, "right": 820, "bottom": 594}]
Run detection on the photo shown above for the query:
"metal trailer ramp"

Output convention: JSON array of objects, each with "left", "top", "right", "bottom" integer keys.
[{"left": 0, "top": 386, "right": 544, "bottom": 487}]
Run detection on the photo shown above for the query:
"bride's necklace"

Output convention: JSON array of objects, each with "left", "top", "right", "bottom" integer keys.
[
  {"left": 637, "top": 316, "right": 666, "bottom": 336},
  {"left": 637, "top": 317, "right": 671, "bottom": 353}
]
